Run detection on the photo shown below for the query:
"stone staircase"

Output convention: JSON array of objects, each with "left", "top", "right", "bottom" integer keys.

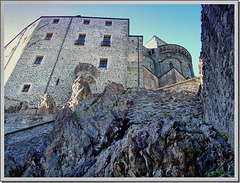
[{"left": 126, "top": 84, "right": 203, "bottom": 127}]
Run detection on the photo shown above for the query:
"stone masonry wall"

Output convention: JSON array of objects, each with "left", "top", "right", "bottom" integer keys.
[
  {"left": 4, "top": 19, "right": 41, "bottom": 85},
  {"left": 126, "top": 36, "right": 144, "bottom": 88},
  {"left": 4, "top": 17, "right": 138, "bottom": 108},
  {"left": 158, "top": 68, "right": 186, "bottom": 88},
  {"left": 4, "top": 17, "right": 66, "bottom": 108},
  {"left": 201, "top": 5, "right": 234, "bottom": 147},
  {"left": 157, "top": 77, "right": 200, "bottom": 93},
  {"left": 152, "top": 50, "right": 193, "bottom": 79},
  {"left": 143, "top": 66, "right": 159, "bottom": 89},
  {"left": 143, "top": 56, "right": 155, "bottom": 73}
]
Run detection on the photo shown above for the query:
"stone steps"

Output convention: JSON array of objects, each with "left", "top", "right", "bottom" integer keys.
[{"left": 126, "top": 88, "right": 203, "bottom": 127}]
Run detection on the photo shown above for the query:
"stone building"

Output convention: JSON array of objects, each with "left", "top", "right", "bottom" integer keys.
[
  {"left": 4, "top": 16, "right": 194, "bottom": 108},
  {"left": 142, "top": 35, "right": 194, "bottom": 89}
]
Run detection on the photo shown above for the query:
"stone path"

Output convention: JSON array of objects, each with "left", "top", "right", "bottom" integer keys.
[{"left": 126, "top": 88, "right": 203, "bottom": 126}]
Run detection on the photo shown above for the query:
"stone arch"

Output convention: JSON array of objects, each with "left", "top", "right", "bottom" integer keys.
[
  {"left": 74, "top": 63, "right": 100, "bottom": 92},
  {"left": 74, "top": 63, "right": 100, "bottom": 78}
]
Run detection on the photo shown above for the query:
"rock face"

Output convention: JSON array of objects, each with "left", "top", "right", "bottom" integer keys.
[
  {"left": 4, "top": 81, "right": 234, "bottom": 177},
  {"left": 200, "top": 5, "right": 234, "bottom": 147},
  {"left": 37, "top": 93, "right": 58, "bottom": 114},
  {"left": 4, "top": 97, "right": 33, "bottom": 114},
  {"left": 64, "top": 75, "right": 91, "bottom": 111}
]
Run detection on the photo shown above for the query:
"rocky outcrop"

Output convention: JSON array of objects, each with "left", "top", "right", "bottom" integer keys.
[
  {"left": 4, "top": 82, "right": 234, "bottom": 177},
  {"left": 201, "top": 5, "right": 234, "bottom": 147},
  {"left": 4, "top": 97, "right": 32, "bottom": 114},
  {"left": 36, "top": 93, "right": 58, "bottom": 114},
  {"left": 64, "top": 75, "right": 91, "bottom": 111}
]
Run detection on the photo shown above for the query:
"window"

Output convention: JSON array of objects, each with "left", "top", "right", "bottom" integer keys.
[
  {"left": 34, "top": 56, "right": 44, "bottom": 64},
  {"left": 83, "top": 20, "right": 90, "bottom": 25},
  {"left": 188, "top": 65, "right": 193, "bottom": 76},
  {"left": 169, "top": 63, "right": 173, "bottom": 69},
  {"left": 53, "top": 19, "right": 60, "bottom": 24},
  {"left": 101, "top": 35, "right": 111, "bottom": 46},
  {"left": 22, "top": 85, "right": 31, "bottom": 93},
  {"left": 75, "top": 34, "right": 86, "bottom": 45},
  {"left": 45, "top": 33, "right": 53, "bottom": 40},
  {"left": 105, "top": 21, "right": 112, "bottom": 26},
  {"left": 99, "top": 58, "right": 108, "bottom": 68},
  {"left": 56, "top": 78, "right": 60, "bottom": 86}
]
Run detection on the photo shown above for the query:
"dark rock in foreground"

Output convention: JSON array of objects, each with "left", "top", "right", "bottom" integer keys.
[{"left": 4, "top": 81, "right": 234, "bottom": 177}]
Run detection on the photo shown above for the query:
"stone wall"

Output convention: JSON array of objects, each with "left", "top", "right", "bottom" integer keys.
[
  {"left": 126, "top": 36, "right": 144, "bottom": 88},
  {"left": 143, "top": 66, "right": 159, "bottom": 89},
  {"left": 154, "top": 51, "right": 193, "bottom": 78},
  {"left": 201, "top": 5, "right": 234, "bottom": 147},
  {"left": 4, "top": 16, "right": 142, "bottom": 108},
  {"left": 142, "top": 55, "right": 155, "bottom": 73},
  {"left": 4, "top": 114, "right": 56, "bottom": 134},
  {"left": 4, "top": 19, "right": 41, "bottom": 85},
  {"left": 158, "top": 68, "right": 186, "bottom": 88},
  {"left": 157, "top": 77, "right": 200, "bottom": 93}
]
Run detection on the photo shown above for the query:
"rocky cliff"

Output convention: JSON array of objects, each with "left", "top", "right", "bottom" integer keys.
[{"left": 5, "top": 75, "right": 234, "bottom": 177}]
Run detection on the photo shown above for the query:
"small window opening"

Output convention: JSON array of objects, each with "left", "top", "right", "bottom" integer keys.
[
  {"left": 105, "top": 21, "right": 112, "bottom": 26},
  {"left": 99, "top": 58, "right": 108, "bottom": 68},
  {"left": 53, "top": 19, "right": 60, "bottom": 24},
  {"left": 45, "top": 33, "right": 53, "bottom": 40},
  {"left": 83, "top": 20, "right": 90, "bottom": 25},
  {"left": 22, "top": 85, "right": 31, "bottom": 93},
  {"left": 169, "top": 63, "right": 173, "bottom": 69},
  {"left": 34, "top": 56, "right": 44, "bottom": 64},
  {"left": 75, "top": 34, "right": 86, "bottom": 45},
  {"left": 56, "top": 78, "right": 60, "bottom": 86},
  {"left": 188, "top": 65, "right": 193, "bottom": 76},
  {"left": 101, "top": 35, "right": 111, "bottom": 46}
]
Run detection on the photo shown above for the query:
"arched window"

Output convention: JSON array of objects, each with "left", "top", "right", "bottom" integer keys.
[{"left": 169, "top": 63, "right": 173, "bottom": 69}]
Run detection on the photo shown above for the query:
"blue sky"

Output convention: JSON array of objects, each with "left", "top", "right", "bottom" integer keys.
[{"left": 3, "top": 3, "right": 202, "bottom": 76}]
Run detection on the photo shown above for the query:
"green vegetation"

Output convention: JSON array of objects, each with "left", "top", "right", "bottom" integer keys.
[
  {"left": 73, "top": 113, "right": 79, "bottom": 122},
  {"left": 206, "top": 122, "right": 212, "bottom": 125},
  {"left": 164, "top": 112, "right": 170, "bottom": 117},
  {"left": 219, "top": 131, "right": 228, "bottom": 141},
  {"left": 196, "top": 127, "right": 201, "bottom": 131},
  {"left": 196, "top": 147, "right": 202, "bottom": 153},
  {"left": 173, "top": 99, "right": 178, "bottom": 102},
  {"left": 207, "top": 168, "right": 233, "bottom": 177},
  {"left": 108, "top": 149, "right": 112, "bottom": 156},
  {"left": 207, "top": 168, "right": 224, "bottom": 177}
]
